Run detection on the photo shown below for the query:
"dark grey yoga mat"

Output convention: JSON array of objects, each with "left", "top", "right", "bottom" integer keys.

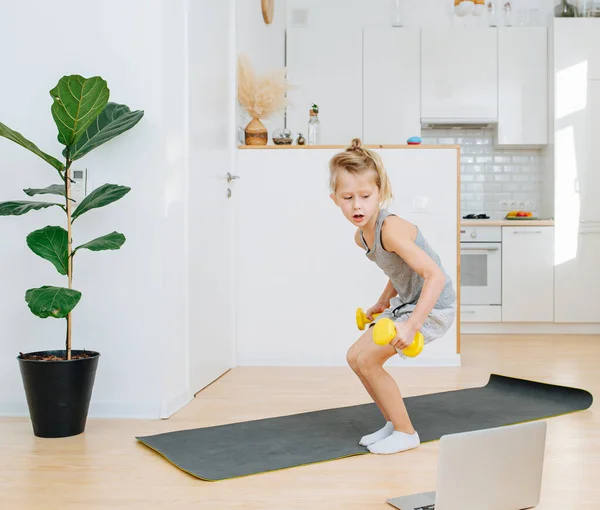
[{"left": 136, "top": 374, "right": 593, "bottom": 481}]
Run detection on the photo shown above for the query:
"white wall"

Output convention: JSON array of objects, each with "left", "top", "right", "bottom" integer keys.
[
  {"left": 236, "top": 0, "right": 287, "bottom": 142},
  {"left": 157, "top": 0, "right": 190, "bottom": 419},
  {"left": 0, "top": 0, "right": 235, "bottom": 419}
]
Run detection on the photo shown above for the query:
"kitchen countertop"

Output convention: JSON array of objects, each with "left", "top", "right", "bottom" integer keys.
[
  {"left": 237, "top": 144, "right": 460, "bottom": 149},
  {"left": 461, "top": 219, "right": 555, "bottom": 226}
]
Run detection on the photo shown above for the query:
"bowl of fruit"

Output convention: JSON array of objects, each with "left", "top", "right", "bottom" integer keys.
[{"left": 505, "top": 210, "right": 536, "bottom": 220}]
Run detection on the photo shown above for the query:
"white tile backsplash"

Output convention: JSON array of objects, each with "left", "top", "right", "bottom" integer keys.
[{"left": 422, "top": 128, "right": 546, "bottom": 218}]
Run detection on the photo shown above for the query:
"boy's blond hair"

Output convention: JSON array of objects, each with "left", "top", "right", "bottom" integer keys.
[{"left": 328, "top": 138, "right": 393, "bottom": 207}]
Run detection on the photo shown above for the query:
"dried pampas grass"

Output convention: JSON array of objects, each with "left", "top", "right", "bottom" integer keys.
[{"left": 237, "top": 53, "right": 290, "bottom": 120}]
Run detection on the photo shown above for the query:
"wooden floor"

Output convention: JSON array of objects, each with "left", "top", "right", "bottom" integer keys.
[{"left": 1, "top": 334, "right": 599, "bottom": 509}]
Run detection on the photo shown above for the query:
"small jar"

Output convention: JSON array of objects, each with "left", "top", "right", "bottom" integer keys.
[
  {"left": 297, "top": 133, "right": 306, "bottom": 145},
  {"left": 272, "top": 128, "right": 293, "bottom": 145}
]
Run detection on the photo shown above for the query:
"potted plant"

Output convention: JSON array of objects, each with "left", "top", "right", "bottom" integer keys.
[{"left": 0, "top": 75, "right": 143, "bottom": 438}]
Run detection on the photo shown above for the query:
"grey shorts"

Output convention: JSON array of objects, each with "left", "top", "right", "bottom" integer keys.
[{"left": 371, "top": 297, "right": 456, "bottom": 355}]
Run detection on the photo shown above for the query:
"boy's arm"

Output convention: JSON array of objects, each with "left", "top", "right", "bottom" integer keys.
[
  {"left": 377, "top": 279, "right": 397, "bottom": 308},
  {"left": 381, "top": 217, "right": 446, "bottom": 331}
]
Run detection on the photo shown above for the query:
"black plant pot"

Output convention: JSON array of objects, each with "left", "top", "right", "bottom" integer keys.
[{"left": 18, "top": 350, "right": 100, "bottom": 438}]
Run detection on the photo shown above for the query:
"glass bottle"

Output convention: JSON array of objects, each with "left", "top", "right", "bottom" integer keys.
[
  {"left": 307, "top": 104, "right": 320, "bottom": 145},
  {"left": 486, "top": 1, "right": 497, "bottom": 26}
]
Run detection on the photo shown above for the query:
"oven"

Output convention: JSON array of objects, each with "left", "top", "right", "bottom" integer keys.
[{"left": 460, "top": 226, "right": 502, "bottom": 321}]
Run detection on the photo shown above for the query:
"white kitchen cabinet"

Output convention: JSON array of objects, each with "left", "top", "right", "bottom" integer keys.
[
  {"left": 496, "top": 27, "right": 547, "bottom": 146},
  {"left": 235, "top": 148, "right": 459, "bottom": 366},
  {"left": 421, "top": 28, "right": 497, "bottom": 122},
  {"left": 554, "top": 231, "right": 600, "bottom": 323},
  {"left": 363, "top": 28, "right": 421, "bottom": 144},
  {"left": 285, "top": 27, "right": 362, "bottom": 144},
  {"left": 554, "top": 19, "right": 600, "bottom": 82},
  {"left": 502, "top": 227, "right": 554, "bottom": 323},
  {"left": 553, "top": 21, "right": 600, "bottom": 323}
]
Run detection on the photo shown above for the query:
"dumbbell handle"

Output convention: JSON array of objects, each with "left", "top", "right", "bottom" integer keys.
[
  {"left": 356, "top": 308, "right": 423, "bottom": 357},
  {"left": 373, "top": 318, "right": 424, "bottom": 358},
  {"left": 356, "top": 308, "right": 381, "bottom": 330}
]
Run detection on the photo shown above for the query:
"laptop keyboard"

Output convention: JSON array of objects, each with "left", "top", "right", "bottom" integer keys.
[{"left": 414, "top": 505, "right": 434, "bottom": 510}]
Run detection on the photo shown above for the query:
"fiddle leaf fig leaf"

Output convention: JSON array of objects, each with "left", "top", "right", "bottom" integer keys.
[
  {"left": 0, "top": 122, "right": 64, "bottom": 171},
  {"left": 0, "top": 201, "right": 64, "bottom": 216},
  {"left": 50, "top": 75, "right": 109, "bottom": 146},
  {"left": 66, "top": 102, "right": 144, "bottom": 160},
  {"left": 24, "top": 184, "right": 68, "bottom": 198},
  {"left": 26, "top": 226, "right": 69, "bottom": 275},
  {"left": 71, "top": 183, "right": 130, "bottom": 222},
  {"left": 25, "top": 286, "right": 81, "bottom": 319},
  {"left": 73, "top": 232, "right": 126, "bottom": 255}
]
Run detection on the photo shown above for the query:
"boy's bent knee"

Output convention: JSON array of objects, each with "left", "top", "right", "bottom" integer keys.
[
  {"left": 346, "top": 347, "right": 360, "bottom": 372},
  {"left": 357, "top": 350, "right": 384, "bottom": 374}
]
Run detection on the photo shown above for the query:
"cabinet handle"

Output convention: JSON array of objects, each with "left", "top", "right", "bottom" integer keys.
[
  {"left": 227, "top": 172, "right": 240, "bottom": 183},
  {"left": 461, "top": 310, "right": 476, "bottom": 314},
  {"left": 511, "top": 230, "right": 542, "bottom": 235}
]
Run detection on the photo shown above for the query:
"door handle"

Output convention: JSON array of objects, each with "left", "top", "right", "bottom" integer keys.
[{"left": 227, "top": 172, "right": 240, "bottom": 183}]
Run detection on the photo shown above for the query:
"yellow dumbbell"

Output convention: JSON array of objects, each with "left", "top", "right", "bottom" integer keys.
[
  {"left": 372, "top": 318, "right": 424, "bottom": 358},
  {"left": 356, "top": 308, "right": 381, "bottom": 330}
]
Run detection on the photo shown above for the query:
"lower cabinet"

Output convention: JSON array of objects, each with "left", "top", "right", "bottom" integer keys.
[{"left": 501, "top": 226, "right": 554, "bottom": 322}]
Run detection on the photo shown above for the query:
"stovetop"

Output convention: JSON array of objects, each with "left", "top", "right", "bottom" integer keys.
[{"left": 462, "top": 213, "right": 490, "bottom": 219}]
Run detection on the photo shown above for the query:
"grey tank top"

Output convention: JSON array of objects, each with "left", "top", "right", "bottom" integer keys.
[{"left": 359, "top": 209, "right": 456, "bottom": 310}]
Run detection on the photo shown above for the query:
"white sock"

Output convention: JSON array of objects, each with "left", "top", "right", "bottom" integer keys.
[
  {"left": 367, "top": 430, "right": 420, "bottom": 454},
  {"left": 359, "top": 421, "right": 394, "bottom": 446}
]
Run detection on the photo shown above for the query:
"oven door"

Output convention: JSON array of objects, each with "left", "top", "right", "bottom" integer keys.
[{"left": 460, "top": 242, "right": 502, "bottom": 305}]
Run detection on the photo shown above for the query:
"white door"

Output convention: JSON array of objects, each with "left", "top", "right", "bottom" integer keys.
[{"left": 187, "top": 0, "right": 235, "bottom": 394}]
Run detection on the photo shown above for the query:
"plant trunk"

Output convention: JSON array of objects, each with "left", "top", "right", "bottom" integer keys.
[{"left": 65, "top": 161, "right": 73, "bottom": 360}]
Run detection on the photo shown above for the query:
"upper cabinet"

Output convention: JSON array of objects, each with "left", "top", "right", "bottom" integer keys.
[
  {"left": 285, "top": 27, "right": 363, "bottom": 144},
  {"left": 363, "top": 28, "right": 421, "bottom": 144},
  {"left": 496, "top": 27, "right": 548, "bottom": 146},
  {"left": 421, "top": 28, "right": 497, "bottom": 122},
  {"left": 284, "top": 26, "right": 548, "bottom": 146}
]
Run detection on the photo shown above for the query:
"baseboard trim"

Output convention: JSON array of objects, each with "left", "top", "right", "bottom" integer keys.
[
  {"left": 160, "top": 389, "right": 193, "bottom": 419},
  {"left": 461, "top": 322, "right": 600, "bottom": 335},
  {"left": 0, "top": 400, "right": 162, "bottom": 420},
  {"left": 237, "top": 354, "right": 461, "bottom": 367}
]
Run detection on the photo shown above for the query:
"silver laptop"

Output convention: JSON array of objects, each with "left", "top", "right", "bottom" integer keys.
[{"left": 387, "top": 421, "right": 547, "bottom": 510}]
